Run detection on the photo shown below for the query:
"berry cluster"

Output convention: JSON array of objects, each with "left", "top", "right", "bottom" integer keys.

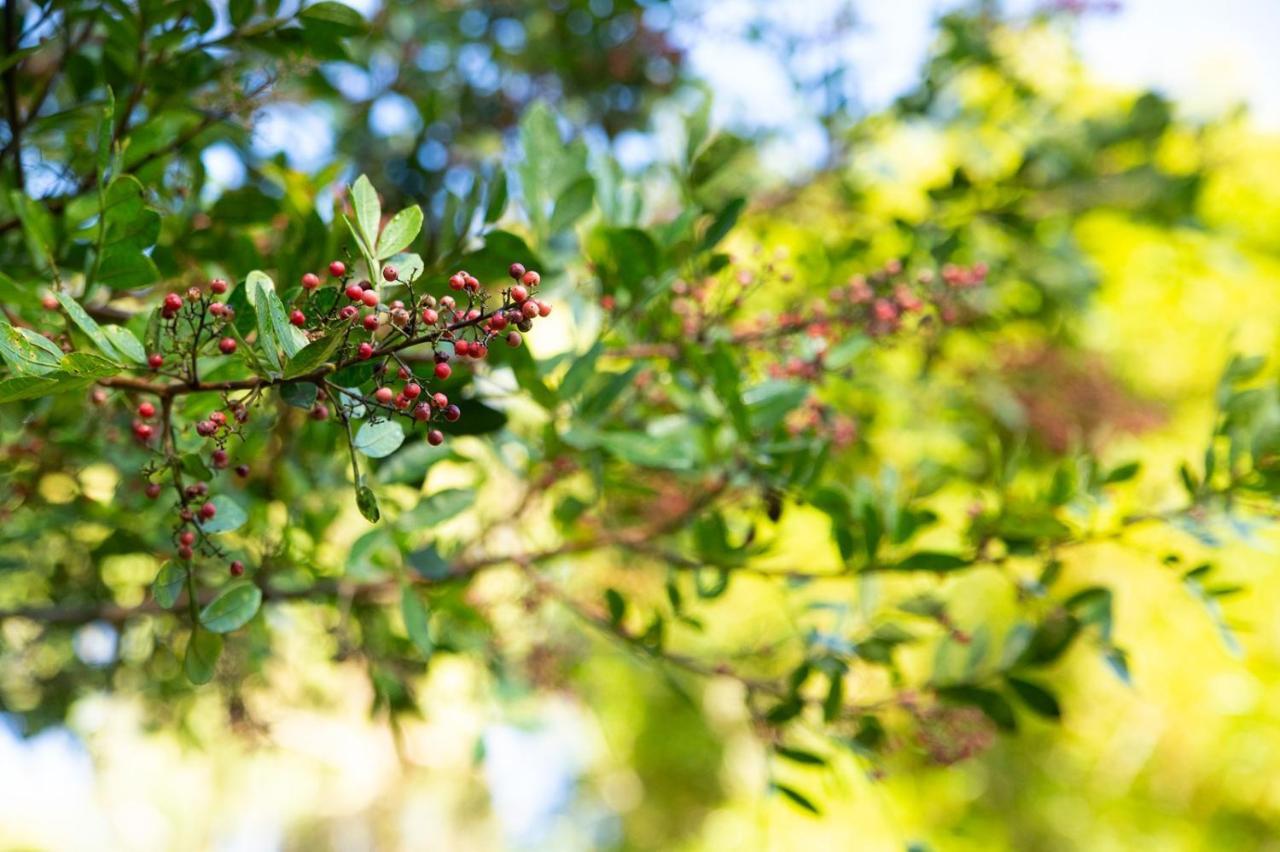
[{"left": 113, "top": 259, "right": 546, "bottom": 576}]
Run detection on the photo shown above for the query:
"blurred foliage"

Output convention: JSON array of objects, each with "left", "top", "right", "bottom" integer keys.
[{"left": 1, "top": 1, "right": 1280, "bottom": 850}]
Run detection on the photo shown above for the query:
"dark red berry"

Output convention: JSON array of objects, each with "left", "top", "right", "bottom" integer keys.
[
  {"left": 508, "top": 262, "right": 526, "bottom": 280},
  {"left": 145, "top": 482, "right": 162, "bottom": 499},
  {"left": 163, "top": 293, "right": 183, "bottom": 312},
  {"left": 382, "top": 265, "right": 398, "bottom": 282},
  {"left": 211, "top": 449, "right": 229, "bottom": 468},
  {"left": 443, "top": 404, "right": 461, "bottom": 422},
  {"left": 427, "top": 429, "right": 444, "bottom": 446},
  {"left": 179, "top": 531, "right": 196, "bottom": 547},
  {"left": 413, "top": 403, "right": 431, "bottom": 422},
  {"left": 455, "top": 340, "right": 470, "bottom": 357},
  {"left": 230, "top": 560, "right": 245, "bottom": 577},
  {"left": 134, "top": 423, "right": 154, "bottom": 441},
  {"left": 199, "top": 501, "right": 217, "bottom": 521},
  {"left": 235, "top": 464, "right": 250, "bottom": 478},
  {"left": 219, "top": 337, "right": 237, "bottom": 355},
  {"left": 209, "top": 411, "right": 227, "bottom": 427},
  {"left": 178, "top": 545, "right": 193, "bottom": 560},
  {"left": 311, "top": 403, "right": 330, "bottom": 421}
]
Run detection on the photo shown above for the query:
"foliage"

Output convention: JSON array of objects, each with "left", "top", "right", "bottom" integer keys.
[{"left": 1, "top": 1, "right": 1279, "bottom": 845}]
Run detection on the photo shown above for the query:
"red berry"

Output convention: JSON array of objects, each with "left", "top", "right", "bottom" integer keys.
[
  {"left": 211, "top": 449, "right": 229, "bottom": 468},
  {"left": 464, "top": 275, "right": 479, "bottom": 292},
  {"left": 219, "top": 337, "right": 237, "bottom": 355},
  {"left": 209, "top": 411, "right": 227, "bottom": 426},
  {"left": 199, "top": 501, "right": 217, "bottom": 521},
  {"left": 230, "top": 560, "right": 245, "bottom": 577},
  {"left": 329, "top": 260, "right": 346, "bottom": 278},
  {"left": 413, "top": 403, "right": 431, "bottom": 422},
  {"left": 489, "top": 314, "right": 507, "bottom": 331},
  {"left": 472, "top": 343, "right": 488, "bottom": 359},
  {"left": 361, "top": 289, "right": 380, "bottom": 307},
  {"left": 148, "top": 353, "right": 164, "bottom": 369},
  {"left": 374, "top": 387, "right": 394, "bottom": 405},
  {"left": 235, "top": 464, "right": 250, "bottom": 478},
  {"left": 455, "top": 340, "right": 470, "bottom": 357},
  {"left": 538, "top": 302, "right": 552, "bottom": 317},
  {"left": 363, "top": 314, "right": 379, "bottom": 331},
  {"left": 422, "top": 308, "right": 438, "bottom": 325},
  {"left": 404, "top": 383, "right": 421, "bottom": 399},
  {"left": 510, "top": 285, "right": 528, "bottom": 303},
  {"left": 508, "top": 262, "right": 526, "bottom": 280},
  {"left": 311, "top": 403, "right": 330, "bottom": 421},
  {"left": 448, "top": 273, "right": 465, "bottom": 291},
  {"left": 382, "top": 265, "right": 398, "bottom": 282},
  {"left": 444, "top": 404, "right": 461, "bottom": 422},
  {"left": 427, "top": 429, "right": 444, "bottom": 446},
  {"left": 290, "top": 309, "right": 306, "bottom": 327},
  {"left": 432, "top": 392, "right": 448, "bottom": 408},
  {"left": 178, "top": 545, "right": 193, "bottom": 560},
  {"left": 600, "top": 295, "right": 616, "bottom": 311},
  {"left": 346, "top": 283, "right": 365, "bottom": 301},
  {"left": 137, "top": 402, "right": 156, "bottom": 419},
  {"left": 521, "top": 270, "right": 541, "bottom": 287},
  {"left": 340, "top": 305, "right": 358, "bottom": 320},
  {"left": 40, "top": 293, "right": 59, "bottom": 311},
  {"left": 145, "top": 482, "right": 162, "bottom": 499},
  {"left": 210, "top": 278, "right": 228, "bottom": 295},
  {"left": 179, "top": 530, "right": 196, "bottom": 547},
  {"left": 134, "top": 423, "right": 154, "bottom": 441},
  {"left": 434, "top": 362, "right": 452, "bottom": 380},
  {"left": 521, "top": 300, "right": 539, "bottom": 319},
  {"left": 163, "top": 293, "right": 183, "bottom": 312},
  {"left": 301, "top": 272, "right": 321, "bottom": 290},
  {"left": 358, "top": 342, "right": 375, "bottom": 360},
  {"left": 209, "top": 302, "right": 226, "bottom": 317}
]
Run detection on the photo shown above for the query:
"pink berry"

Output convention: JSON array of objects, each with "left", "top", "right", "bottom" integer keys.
[
  {"left": 301, "top": 272, "right": 321, "bottom": 290},
  {"left": 434, "top": 362, "right": 451, "bottom": 380},
  {"left": 510, "top": 285, "right": 528, "bottom": 303},
  {"left": 358, "top": 342, "right": 374, "bottom": 360},
  {"left": 210, "top": 278, "right": 228, "bottom": 295},
  {"left": 329, "top": 261, "right": 346, "bottom": 277},
  {"left": 219, "top": 337, "right": 237, "bottom": 355},
  {"left": 361, "top": 289, "right": 380, "bottom": 307},
  {"left": 521, "top": 270, "right": 540, "bottom": 287},
  {"left": 374, "top": 387, "right": 394, "bottom": 405},
  {"left": 199, "top": 501, "right": 217, "bottom": 521}
]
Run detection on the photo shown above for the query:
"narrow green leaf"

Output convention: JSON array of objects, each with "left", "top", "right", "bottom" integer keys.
[
  {"left": 54, "top": 292, "right": 119, "bottom": 360},
  {"left": 351, "top": 175, "right": 381, "bottom": 255},
  {"left": 101, "top": 324, "right": 146, "bottom": 364},
  {"left": 771, "top": 782, "right": 821, "bottom": 815},
  {"left": 775, "top": 746, "right": 827, "bottom": 766},
  {"left": 1006, "top": 676, "right": 1062, "bottom": 720},
  {"left": 883, "top": 551, "right": 970, "bottom": 573},
  {"left": 199, "top": 581, "right": 263, "bottom": 633}
]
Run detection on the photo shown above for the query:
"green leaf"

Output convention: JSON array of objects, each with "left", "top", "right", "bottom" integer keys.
[
  {"left": 709, "top": 342, "right": 750, "bottom": 437},
  {"left": 0, "top": 373, "right": 95, "bottom": 403},
  {"left": 152, "top": 562, "right": 186, "bottom": 609},
  {"left": 351, "top": 175, "right": 381, "bottom": 256},
  {"left": 771, "top": 782, "right": 820, "bottom": 815},
  {"left": 101, "top": 325, "right": 146, "bottom": 364},
  {"left": 484, "top": 169, "right": 508, "bottom": 223},
  {"left": 248, "top": 271, "right": 307, "bottom": 361},
  {"left": 54, "top": 293, "right": 119, "bottom": 361},
  {"left": 356, "top": 484, "right": 381, "bottom": 522},
  {"left": 199, "top": 581, "right": 262, "bottom": 633},
  {"left": 1006, "top": 677, "right": 1062, "bottom": 720},
  {"left": 0, "top": 322, "right": 61, "bottom": 375},
  {"left": 184, "top": 628, "right": 222, "bottom": 685},
  {"left": 284, "top": 332, "right": 344, "bottom": 378},
  {"left": 604, "top": 588, "right": 626, "bottom": 626},
  {"left": 407, "top": 543, "right": 451, "bottom": 580},
  {"left": 882, "top": 551, "right": 970, "bottom": 573},
  {"left": 199, "top": 495, "right": 247, "bottom": 534},
  {"left": 775, "top": 746, "right": 827, "bottom": 766},
  {"left": 548, "top": 176, "right": 594, "bottom": 234},
  {"left": 702, "top": 196, "right": 745, "bottom": 251},
  {"left": 280, "top": 381, "right": 318, "bottom": 409},
  {"left": 298, "top": 1, "right": 366, "bottom": 34},
  {"left": 59, "top": 352, "right": 120, "bottom": 378},
  {"left": 354, "top": 419, "right": 405, "bottom": 458},
  {"left": 1102, "top": 461, "right": 1141, "bottom": 485},
  {"left": 401, "top": 585, "right": 433, "bottom": 656},
  {"left": 97, "top": 88, "right": 114, "bottom": 177},
  {"left": 398, "top": 488, "right": 474, "bottom": 529},
  {"left": 937, "top": 685, "right": 1017, "bottom": 731},
  {"left": 376, "top": 205, "right": 423, "bottom": 260}
]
